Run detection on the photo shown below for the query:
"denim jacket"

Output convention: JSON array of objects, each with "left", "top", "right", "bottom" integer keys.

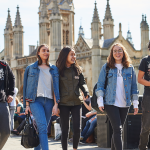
[
  {"left": 23, "top": 61, "right": 60, "bottom": 108},
  {"left": 95, "top": 63, "right": 139, "bottom": 106}
]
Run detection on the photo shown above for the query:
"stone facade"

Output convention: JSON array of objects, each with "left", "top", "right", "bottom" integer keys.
[{"left": 1, "top": 0, "right": 149, "bottom": 96}]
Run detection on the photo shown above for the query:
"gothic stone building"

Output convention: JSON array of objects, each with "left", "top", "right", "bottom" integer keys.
[{"left": 1, "top": 0, "right": 149, "bottom": 96}]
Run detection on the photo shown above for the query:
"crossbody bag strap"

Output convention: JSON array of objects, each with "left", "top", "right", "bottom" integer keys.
[{"left": 104, "top": 64, "right": 110, "bottom": 90}]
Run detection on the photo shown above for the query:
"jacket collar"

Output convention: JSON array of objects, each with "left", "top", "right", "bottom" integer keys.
[{"left": 33, "top": 61, "right": 54, "bottom": 69}]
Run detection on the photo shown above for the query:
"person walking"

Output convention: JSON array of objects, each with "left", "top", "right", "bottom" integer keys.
[
  {"left": 0, "top": 60, "right": 15, "bottom": 150},
  {"left": 23, "top": 44, "right": 60, "bottom": 150},
  {"left": 9, "top": 87, "right": 18, "bottom": 132},
  {"left": 56, "top": 46, "right": 89, "bottom": 150},
  {"left": 138, "top": 41, "right": 150, "bottom": 150},
  {"left": 96, "top": 43, "right": 139, "bottom": 150}
]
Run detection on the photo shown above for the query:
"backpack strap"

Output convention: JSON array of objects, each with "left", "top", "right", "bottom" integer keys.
[{"left": 104, "top": 64, "right": 110, "bottom": 90}]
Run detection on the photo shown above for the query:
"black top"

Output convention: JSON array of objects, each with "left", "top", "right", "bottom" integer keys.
[
  {"left": 82, "top": 97, "right": 91, "bottom": 116},
  {"left": 139, "top": 55, "right": 150, "bottom": 95},
  {"left": 0, "top": 61, "right": 15, "bottom": 102}
]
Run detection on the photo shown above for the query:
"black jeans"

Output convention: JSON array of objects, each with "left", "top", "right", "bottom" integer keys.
[
  {"left": 0, "top": 102, "right": 10, "bottom": 150},
  {"left": 59, "top": 105, "right": 81, "bottom": 150},
  {"left": 105, "top": 105, "right": 129, "bottom": 150},
  {"left": 139, "top": 95, "right": 150, "bottom": 150}
]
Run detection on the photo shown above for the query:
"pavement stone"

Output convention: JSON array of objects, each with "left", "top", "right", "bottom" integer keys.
[
  {"left": 2, "top": 134, "right": 110, "bottom": 150},
  {"left": 2, "top": 134, "right": 149, "bottom": 150}
]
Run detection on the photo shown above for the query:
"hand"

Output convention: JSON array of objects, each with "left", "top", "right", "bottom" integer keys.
[
  {"left": 134, "top": 108, "right": 138, "bottom": 115},
  {"left": 52, "top": 103, "right": 59, "bottom": 116},
  {"left": 25, "top": 106, "right": 31, "bottom": 115},
  {"left": 85, "top": 95, "right": 89, "bottom": 99},
  {"left": 7, "top": 95, "right": 13, "bottom": 103},
  {"left": 99, "top": 106, "right": 104, "bottom": 112},
  {"left": 91, "top": 117, "right": 95, "bottom": 122}
]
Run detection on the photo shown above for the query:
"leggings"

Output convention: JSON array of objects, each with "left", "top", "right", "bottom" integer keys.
[
  {"left": 105, "top": 105, "right": 129, "bottom": 150},
  {"left": 59, "top": 105, "right": 81, "bottom": 150}
]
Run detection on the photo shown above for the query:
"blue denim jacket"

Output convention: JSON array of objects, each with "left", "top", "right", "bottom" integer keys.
[
  {"left": 23, "top": 61, "right": 60, "bottom": 108},
  {"left": 95, "top": 63, "right": 139, "bottom": 106}
]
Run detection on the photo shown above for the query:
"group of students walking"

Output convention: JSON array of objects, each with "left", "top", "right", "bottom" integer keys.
[{"left": 0, "top": 41, "right": 150, "bottom": 150}]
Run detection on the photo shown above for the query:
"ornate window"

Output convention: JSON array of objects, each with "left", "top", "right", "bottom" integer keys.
[{"left": 66, "top": 30, "right": 69, "bottom": 45}]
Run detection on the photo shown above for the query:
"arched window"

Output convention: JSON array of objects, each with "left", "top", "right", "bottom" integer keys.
[
  {"left": 66, "top": 30, "right": 69, "bottom": 45},
  {"left": 63, "top": 30, "right": 66, "bottom": 45}
]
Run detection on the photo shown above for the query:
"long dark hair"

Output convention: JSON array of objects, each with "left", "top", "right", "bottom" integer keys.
[
  {"left": 148, "top": 41, "right": 150, "bottom": 49},
  {"left": 36, "top": 44, "right": 49, "bottom": 66},
  {"left": 56, "top": 46, "right": 82, "bottom": 76}
]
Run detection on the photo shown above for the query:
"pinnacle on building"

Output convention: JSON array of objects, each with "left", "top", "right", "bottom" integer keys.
[
  {"left": 4, "top": 9, "right": 13, "bottom": 60},
  {"left": 103, "top": 0, "right": 114, "bottom": 40},
  {"left": 13, "top": 6, "right": 24, "bottom": 58},
  {"left": 140, "top": 14, "right": 149, "bottom": 56}
]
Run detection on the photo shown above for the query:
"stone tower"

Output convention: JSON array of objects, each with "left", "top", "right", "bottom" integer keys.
[
  {"left": 91, "top": 2, "right": 102, "bottom": 40},
  {"left": 38, "top": 0, "right": 75, "bottom": 48},
  {"left": 141, "top": 15, "right": 149, "bottom": 56},
  {"left": 49, "top": 0, "right": 63, "bottom": 64},
  {"left": 103, "top": 0, "right": 114, "bottom": 40},
  {"left": 91, "top": 2, "right": 101, "bottom": 87},
  {"left": 126, "top": 27, "right": 134, "bottom": 47},
  {"left": 13, "top": 6, "right": 24, "bottom": 58},
  {"left": 39, "top": 0, "right": 50, "bottom": 46},
  {"left": 4, "top": 9, "right": 13, "bottom": 61}
]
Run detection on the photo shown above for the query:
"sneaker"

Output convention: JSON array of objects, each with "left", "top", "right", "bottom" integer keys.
[
  {"left": 69, "top": 138, "right": 73, "bottom": 142},
  {"left": 79, "top": 140, "right": 86, "bottom": 144},
  {"left": 80, "top": 136, "right": 83, "bottom": 141}
]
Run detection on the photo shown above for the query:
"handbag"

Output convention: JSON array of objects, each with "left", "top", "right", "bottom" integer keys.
[
  {"left": 21, "top": 112, "right": 39, "bottom": 148},
  {"left": 91, "top": 64, "right": 110, "bottom": 114}
]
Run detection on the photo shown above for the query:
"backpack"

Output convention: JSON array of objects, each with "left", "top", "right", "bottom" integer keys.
[{"left": 91, "top": 64, "right": 110, "bottom": 114}]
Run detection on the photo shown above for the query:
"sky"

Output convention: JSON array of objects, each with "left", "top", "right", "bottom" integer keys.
[{"left": 0, "top": 0, "right": 149, "bottom": 56}]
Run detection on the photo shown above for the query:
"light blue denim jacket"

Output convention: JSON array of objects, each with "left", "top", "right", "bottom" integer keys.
[
  {"left": 23, "top": 61, "right": 60, "bottom": 108},
  {"left": 95, "top": 63, "right": 139, "bottom": 106}
]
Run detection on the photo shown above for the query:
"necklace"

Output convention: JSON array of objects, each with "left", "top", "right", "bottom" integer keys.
[{"left": 42, "top": 63, "right": 46, "bottom": 65}]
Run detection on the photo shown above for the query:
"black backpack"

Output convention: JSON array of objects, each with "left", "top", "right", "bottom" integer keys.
[{"left": 91, "top": 65, "right": 110, "bottom": 114}]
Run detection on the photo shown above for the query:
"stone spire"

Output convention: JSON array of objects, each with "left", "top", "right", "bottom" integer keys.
[
  {"left": 104, "top": 0, "right": 113, "bottom": 20},
  {"left": 126, "top": 25, "right": 134, "bottom": 47},
  {"left": 141, "top": 14, "right": 149, "bottom": 30},
  {"left": 41, "top": 0, "right": 48, "bottom": 17},
  {"left": 92, "top": 1, "right": 100, "bottom": 22},
  {"left": 52, "top": 0, "right": 60, "bottom": 14},
  {"left": 14, "top": 6, "right": 22, "bottom": 27},
  {"left": 5, "top": 8, "right": 12, "bottom": 30}
]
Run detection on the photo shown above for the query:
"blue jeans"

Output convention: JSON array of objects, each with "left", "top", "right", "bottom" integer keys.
[
  {"left": 30, "top": 97, "right": 54, "bottom": 150},
  {"left": 81, "top": 118, "right": 97, "bottom": 141}
]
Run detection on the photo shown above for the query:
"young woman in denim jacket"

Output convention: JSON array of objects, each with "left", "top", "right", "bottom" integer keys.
[
  {"left": 56, "top": 47, "right": 89, "bottom": 150},
  {"left": 23, "top": 44, "right": 60, "bottom": 150},
  {"left": 96, "top": 43, "right": 139, "bottom": 150}
]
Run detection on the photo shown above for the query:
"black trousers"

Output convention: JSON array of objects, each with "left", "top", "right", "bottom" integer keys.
[
  {"left": 139, "top": 95, "right": 150, "bottom": 150},
  {"left": 59, "top": 105, "right": 81, "bottom": 150},
  {"left": 0, "top": 102, "right": 10, "bottom": 150},
  {"left": 105, "top": 105, "right": 129, "bottom": 150}
]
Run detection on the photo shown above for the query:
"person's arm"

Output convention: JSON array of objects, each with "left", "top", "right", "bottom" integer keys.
[
  {"left": 16, "top": 106, "right": 21, "bottom": 114},
  {"left": 138, "top": 70, "right": 150, "bottom": 86},
  {"left": 52, "top": 92, "right": 59, "bottom": 115},
  {"left": 83, "top": 100, "right": 92, "bottom": 111},
  {"left": 7, "top": 63, "right": 15, "bottom": 96},
  {"left": 78, "top": 73, "right": 89, "bottom": 98},
  {"left": 85, "top": 111, "right": 97, "bottom": 118}
]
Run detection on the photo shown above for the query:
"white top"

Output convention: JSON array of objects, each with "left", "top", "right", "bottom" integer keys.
[
  {"left": 37, "top": 67, "right": 53, "bottom": 99},
  {"left": 97, "top": 63, "right": 139, "bottom": 108},
  {"left": 9, "top": 87, "right": 18, "bottom": 107}
]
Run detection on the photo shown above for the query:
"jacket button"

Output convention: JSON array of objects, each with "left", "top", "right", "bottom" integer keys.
[
  {"left": 127, "top": 98, "right": 128, "bottom": 99},
  {"left": 125, "top": 85, "right": 127, "bottom": 86},
  {"left": 126, "top": 91, "right": 128, "bottom": 93},
  {"left": 124, "top": 79, "right": 126, "bottom": 80}
]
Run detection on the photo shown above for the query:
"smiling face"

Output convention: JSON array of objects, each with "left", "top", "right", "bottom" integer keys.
[
  {"left": 38, "top": 46, "right": 50, "bottom": 62},
  {"left": 112, "top": 45, "right": 124, "bottom": 63},
  {"left": 66, "top": 49, "right": 76, "bottom": 67}
]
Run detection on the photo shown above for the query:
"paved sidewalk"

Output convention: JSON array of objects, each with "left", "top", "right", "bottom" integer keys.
[
  {"left": 2, "top": 134, "right": 147, "bottom": 150},
  {"left": 3, "top": 134, "right": 110, "bottom": 150}
]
